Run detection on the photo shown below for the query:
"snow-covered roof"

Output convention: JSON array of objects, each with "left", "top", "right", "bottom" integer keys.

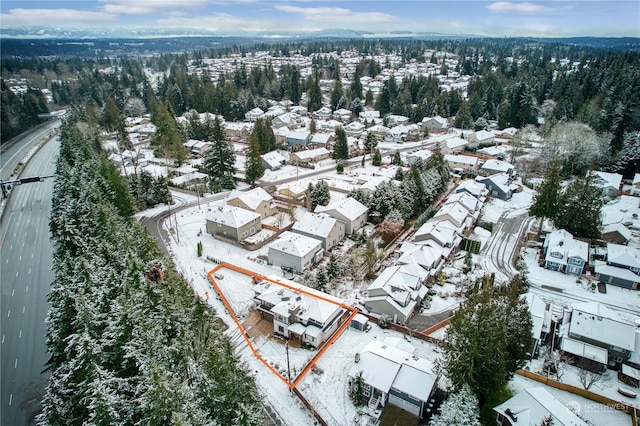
[
  {"left": 560, "top": 337, "right": 608, "bottom": 364},
  {"left": 348, "top": 340, "right": 436, "bottom": 402},
  {"left": 494, "top": 387, "right": 588, "bottom": 426},
  {"left": 170, "top": 172, "right": 207, "bottom": 186},
  {"left": 292, "top": 212, "right": 340, "bottom": 239},
  {"left": 478, "top": 172, "right": 517, "bottom": 193},
  {"left": 292, "top": 147, "right": 329, "bottom": 160},
  {"left": 481, "top": 159, "right": 514, "bottom": 173},
  {"left": 474, "top": 129, "right": 494, "bottom": 142},
  {"left": 523, "top": 293, "right": 547, "bottom": 340},
  {"left": 422, "top": 115, "right": 448, "bottom": 126},
  {"left": 455, "top": 179, "right": 488, "bottom": 199},
  {"left": 253, "top": 275, "right": 344, "bottom": 326},
  {"left": 569, "top": 302, "right": 637, "bottom": 351},
  {"left": 397, "top": 241, "right": 444, "bottom": 271},
  {"left": 601, "top": 223, "right": 632, "bottom": 241},
  {"left": 444, "top": 191, "right": 481, "bottom": 213},
  {"left": 268, "top": 231, "right": 322, "bottom": 258},
  {"left": 444, "top": 154, "right": 478, "bottom": 166},
  {"left": 206, "top": 205, "right": 260, "bottom": 228},
  {"left": 634, "top": 173, "right": 640, "bottom": 186},
  {"left": 315, "top": 197, "right": 368, "bottom": 222},
  {"left": 607, "top": 243, "right": 640, "bottom": 269},
  {"left": 408, "top": 149, "right": 432, "bottom": 162},
  {"left": 444, "top": 136, "right": 467, "bottom": 149},
  {"left": 413, "top": 219, "right": 460, "bottom": 246},
  {"left": 593, "top": 261, "right": 640, "bottom": 283},
  {"left": 311, "top": 133, "right": 332, "bottom": 144},
  {"left": 434, "top": 202, "right": 470, "bottom": 228},
  {"left": 278, "top": 180, "right": 308, "bottom": 197},
  {"left": 544, "top": 229, "right": 588, "bottom": 265},
  {"left": 591, "top": 170, "right": 623, "bottom": 191},
  {"left": 227, "top": 187, "right": 273, "bottom": 211},
  {"left": 261, "top": 151, "right": 286, "bottom": 168}
]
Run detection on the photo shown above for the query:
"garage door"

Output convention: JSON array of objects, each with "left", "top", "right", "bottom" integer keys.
[{"left": 388, "top": 394, "right": 420, "bottom": 417}]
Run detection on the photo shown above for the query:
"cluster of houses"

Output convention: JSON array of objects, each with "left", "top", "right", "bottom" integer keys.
[
  {"left": 362, "top": 179, "right": 489, "bottom": 323},
  {"left": 205, "top": 186, "right": 369, "bottom": 273}
]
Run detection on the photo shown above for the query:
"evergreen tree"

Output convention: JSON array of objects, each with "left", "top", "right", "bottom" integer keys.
[
  {"left": 330, "top": 79, "right": 344, "bottom": 111},
  {"left": 203, "top": 116, "right": 235, "bottom": 191},
  {"left": 372, "top": 148, "right": 382, "bottom": 166},
  {"left": 150, "top": 102, "right": 186, "bottom": 166},
  {"left": 430, "top": 384, "right": 481, "bottom": 426},
  {"left": 553, "top": 173, "right": 604, "bottom": 239},
  {"left": 529, "top": 159, "right": 562, "bottom": 223},
  {"left": 454, "top": 100, "right": 473, "bottom": 129},
  {"left": 245, "top": 134, "right": 265, "bottom": 185},
  {"left": 307, "top": 71, "right": 322, "bottom": 112},
  {"left": 391, "top": 150, "right": 403, "bottom": 166},
  {"left": 309, "top": 118, "right": 317, "bottom": 134},
  {"left": 364, "top": 131, "right": 378, "bottom": 156},
  {"left": 308, "top": 180, "right": 330, "bottom": 209},
  {"left": 333, "top": 126, "right": 349, "bottom": 160},
  {"left": 327, "top": 254, "right": 340, "bottom": 280}
]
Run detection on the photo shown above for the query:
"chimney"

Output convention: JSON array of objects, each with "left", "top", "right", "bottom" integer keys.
[{"left": 355, "top": 353, "right": 360, "bottom": 363}]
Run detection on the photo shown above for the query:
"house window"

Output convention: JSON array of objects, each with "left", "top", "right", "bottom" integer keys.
[
  {"left": 278, "top": 326, "right": 284, "bottom": 333},
  {"left": 241, "top": 231, "right": 248, "bottom": 238},
  {"left": 363, "top": 384, "right": 371, "bottom": 398}
]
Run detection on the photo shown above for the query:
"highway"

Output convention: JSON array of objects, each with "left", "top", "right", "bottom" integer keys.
[
  {"left": 1, "top": 135, "right": 59, "bottom": 425},
  {"left": 1, "top": 120, "right": 60, "bottom": 182}
]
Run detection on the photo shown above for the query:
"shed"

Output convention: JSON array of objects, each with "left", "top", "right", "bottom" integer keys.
[{"left": 350, "top": 313, "right": 370, "bottom": 331}]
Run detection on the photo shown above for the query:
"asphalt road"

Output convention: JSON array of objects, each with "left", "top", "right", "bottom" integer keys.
[
  {"left": 1, "top": 136, "right": 59, "bottom": 425},
  {"left": 1, "top": 120, "right": 60, "bottom": 182}
]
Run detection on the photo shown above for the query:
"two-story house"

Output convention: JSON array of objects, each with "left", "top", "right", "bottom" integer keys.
[
  {"left": 594, "top": 243, "right": 640, "bottom": 290},
  {"left": 363, "top": 265, "right": 428, "bottom": 323},
  {"left": 267, "top": 231, "right": 323, "bottom": 272},
  {"left": 292, "top": 212, "right": 345, "bottom": 251},
  {"left": 314, "top": 197, "right": 368, "bottom": 235},
  {"left": 543, "top": 229, "right": 589, "bottom": 276},
  {"left": 206, "top": 205, "right": 261, "bottom": 242},
  {"left": 226, "top": 187, "right": 277, "bottom": 219},
  {"left": 252, "top": 277, "right": 346, "bottom": 348}
]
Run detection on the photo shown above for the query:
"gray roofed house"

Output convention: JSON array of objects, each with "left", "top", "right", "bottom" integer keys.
[
  {"left": 494, "top": 387, "right": 588, "bottom": 426},
  {"left": 348, "top": 340, "right": 438, "bottom": 418},
  {"left": 363, "top": 265, "right": 428, "bottom": 323},
  {"left": 267, "top": 231, "right": 323, "bottom": 272},
  {"left": 314, "top": 197, "right": 368, "bottom": 235},
  {"left": 292, "top": 212, "right": 345, "bottom": 250},
  {"left": 261, "top": 151, "right": 286, "bottom": 171},
  {"left": 477, "top": 173, "right": 518, "bottom": 200},
  {"left": 226, "top": 187, "right": 277, "bottom": 218},
  {"left": 206, "top": 205, "right": 261, "bottom": 242}
]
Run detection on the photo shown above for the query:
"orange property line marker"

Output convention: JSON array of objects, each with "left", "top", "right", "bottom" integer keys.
[{"left": 207, "top": 262, "right": 358, "bottom": 390}]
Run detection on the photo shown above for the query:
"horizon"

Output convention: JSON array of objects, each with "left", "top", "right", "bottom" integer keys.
[{"left": 1, "top": 1, "right": 639, "bottom": 39}]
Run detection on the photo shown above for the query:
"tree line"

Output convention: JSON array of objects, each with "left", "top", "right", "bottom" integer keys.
[{"left": 40, "top": 111, "right": 264, "bottom": 425}]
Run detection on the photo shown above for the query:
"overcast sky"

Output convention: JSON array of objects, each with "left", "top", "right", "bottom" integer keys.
[{"left": 1, "top": 1, "right": 639, "bottom": 38}]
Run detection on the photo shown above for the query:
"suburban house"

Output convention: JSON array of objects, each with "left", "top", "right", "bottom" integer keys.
[
  {"left": 348, "top": 340, "right": 438, "bottom": 418},
  {"left": 285, "top": 131, "right": 312, "bottom": 148},
  {"left": 363, "top": 266, "right": 428, "bottom": 323},
  {"left": 444, "top": 191, "right": 482, "bottom": 218},
  {"left": 413, "top": 220, "right": 461, "bottom": 250},
  {"left": 421, "top": 115, "right": 448, "bottom": 132},
  {"left": 290, "top": 105, "right": 308, "bottom": 117},
  {"left": 523, "top": 293, "right": 550, "bottom": 357},
  {"left": 289, "top": 147, "right": 331, "bottom": 164},
  {"left": 601, "top": 223, "right": 632, "bottom": 245},
  {"left": 271, "top": 113, "right": 302, "bottom": 129},
  {"left": 494, "top": 387, "right": 588, "bottom": 426},
  {"left": 245, "top": 107, "right": 265, "bottom": 122},
  {"left": 183, "top": 139, "right": 212, "bottom": 157},
  {"left": 385, "top": 114, "right": 410, "bottom": 127},
  {"left": 594, "top": 243, "right": 640, "bottom": 290},
  {"left": 312, "top": 106, "right": 333, "bottom": 120},
  {"left": 444, "top": 154, "right": 479, "bottom": 172},
  {"left": 407, "top": 149, "right": 432, "bottom": 166},
  {"left": 344, "top": 121, "right": 366, "bottom": 137},
  {"left": 455, "top": 179, "right": 488, "bottom": 202},
  {"left": 277, "top": 181, "right": 308, "bottom": 203},
  {"left": 226, "top": 187, "right": 277, "bottom": 219},
  {"left": 396, "top": 241, "right": 445, "bottom": 279},
  {"left": 367, "top": 124, "right": 391, "bottom": 141},
  {"left": 252, "top": 277, "right": 346, "bottom": 348},
  {"left": 469, "top": 129, "right": 494, "bottom": 145},
  {"left": 261, "top": 151, "right": 286, "bottom": 171},
  {"left": 432, "top": 202, "right": 472, "bottom": 230},
  {"left": 542, "top": 229, "right": 589, "bottom": 276},
  {"left": 359, "top": 110, "right": 381, "bottom": 124},
  {"left": 267, "top": 231, "right": 323, "bottom": 272},
  {"left": 314, "top": 197, "right": 368, "bottom": 235},
  {"left": 498, "top": 127, "right": 518, "bottom": 139},
  {"left": 566, "top": 301, "right": 638, "bottom": 368},
  {"left": 591, "top": 170, "right": 623, "bottom": 196},
  {"left": 333, "top": 108, "right": 352, "bottom": 123},
  {"left": 441, "top": 136, "right": 467, "bottom": 154},
  {"left": 292, "top": 212, "right": 345, "bottom": 250},
  {"left": 205, "top": 205, "right": 261, "bottom": 242},
  {"left": 477, "top": 173, "right": 517, "bottom": 200},
  {"left": 309, "top": 133, "right": 333, "bottom": 149},
  {"left": 320, "top": 119, "right": 343, "bottom": 133},
  {"left": 480, "top": 159, "right": 515, "bottom": 177},
  {"left": 225, "top": 122, "right": 251, "bottom": 140}
]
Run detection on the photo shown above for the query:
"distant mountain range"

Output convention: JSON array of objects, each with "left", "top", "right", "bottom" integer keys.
[{"left": 1, "top": 26, "right": 638, "bottom": 58}]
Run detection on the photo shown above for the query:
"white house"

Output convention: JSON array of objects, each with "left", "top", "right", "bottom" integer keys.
[
  {"left": 312, "top": 106, "right": 332, "bottom": 120},
  {"left": 396, "top": 241, "right": 445, "bottom": 278},
  {"left": 348, "top": 340, "right": 438, "bottom": 418},
  {"left": 413, "top": 220, "right": 461, "bottom": 249},
  {"left": 444, "top": 191, "right": 482, "bottom": 218},
  {"left": 314, "top": 197, "right": 368, "bottom": 235},
  {"left": 444, "top": 154, "right": 479, "bottom": 171},
  {"left": 432, "top": 202, "right": 471, "bottom": 229},
  {"left": 590, "top": 170, "right": 623, "bottom": 196},
  {"left": 292, "top": 212, "right": 345, "bottom": 250},
  {"left": 407, "top": 149, "right": 432, "bottom": 166},
  {"left": 385, "top": 114, "right": 409, "bottom": 127},
  {"left": 542, "top": 229, "right": 589, "bottom": 276},
  {"left": 494, "top": 387, "right": 588, "bottom": 426},
  {"left": 333, "top": 108, "right": 352, "bottom": 123},
  {"left": 252, "top": 277, "right": 345, "bottom": 348},
  {"left": 363, "top": 265, "right": 428, "bottom": 323},
  {"left": 226, "top": 187, "right": 277, "bottom": 219},
  {"left": 261, "top": 151, "right": 286, "bottom": 171},
  {"left": 344, "top": 121, "right": 366, "bottom": 137},
  {"left": 245, "top": 107, "right": 265, "bottom": 122},
  {"left": 480, "top": 159, "right": 515, "bottom": 176},
  {"left": 470, "top": 129, "right": 494, "bottom": 145},
  {"left": 455, "top": 179, "right": 488, "bottom": 202},
  {"left": 421, "top": 115, "right": 448, "bottom": 132},
  {"left": 441, "top": 136, "right": 467, "bottom": 154},
  {"left": 267, "top": 231, "right": 323, "bottom": 272}
]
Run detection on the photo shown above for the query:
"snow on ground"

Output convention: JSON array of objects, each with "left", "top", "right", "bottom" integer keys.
[
  {"left": 479, "top": 183, "right": 534, "bottom": 224},
  {"left": 522, "top": 247, "right": 640, "bottom": 314},
  {"left": 298, "top": 324, "right": 441, "bottom": 426},
  {"left": 511, "top": 371, "right": 632, "bottom": 426}
]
